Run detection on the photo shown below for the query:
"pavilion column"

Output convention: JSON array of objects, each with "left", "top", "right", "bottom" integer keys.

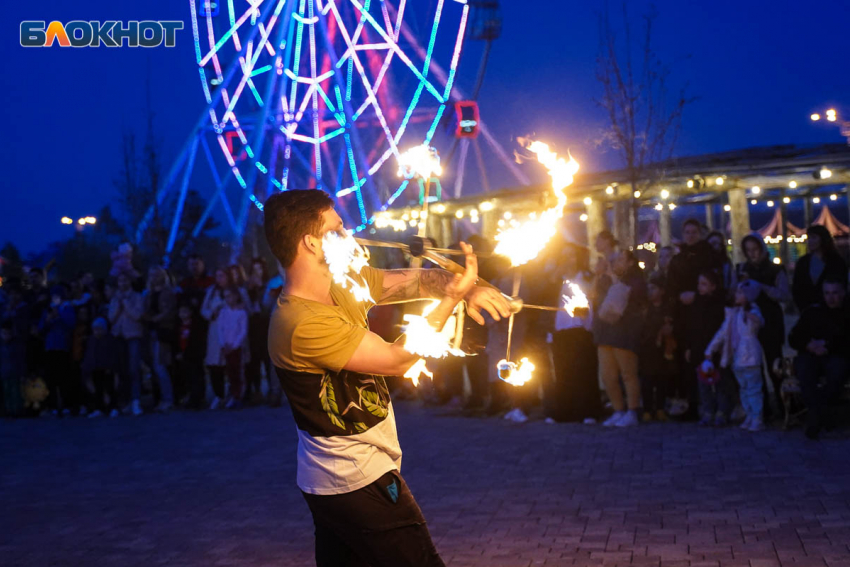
[
  {"left": 804, "top": 195, "right": 813, "bottom": 227},
  {"left": 613, "top": 201, "right": 633, "bottom": 249},
  {"left": 586, "top": 200, "right": 607, "bottom": 267},
  {"left": 481, "top": 210, "right": 497, "bottom": 242},
  {"left": 705, "top": 203, "right": 714, "bottom": 231},
  {"left": 659, "top": 204, "right": 672, "bottom": 246},
  {"left": 779, "top": 189, "right": 790, "bottom": 266},
  {"left": 426, "top": 211, "right": 441, "bottom": 246},
  {"left": 728, "top": 188, "right": 750, "bottom": 265},
  {"left": 441, "top": 216, "right": 454, "bottom": 248}
]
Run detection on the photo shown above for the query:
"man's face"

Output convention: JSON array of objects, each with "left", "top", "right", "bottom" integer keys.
[
  {"left": 823, "top": 282, "right": 846, "bottom": 309},
  {"left": 315, "top": 208, "right": 345, "bottom": 265},
  {"left": 682, "top": 224, "right": 701, "bottom": 246}
]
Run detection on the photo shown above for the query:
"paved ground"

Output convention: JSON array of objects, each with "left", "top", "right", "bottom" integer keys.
[{"left": 3, "top": 403, "right": 850, "bottom": 567}]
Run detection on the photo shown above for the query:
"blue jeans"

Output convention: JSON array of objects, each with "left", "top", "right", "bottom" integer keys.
[
  {"left": 733, "top": 366, "right": 763, "bottom": 422},
  {"left": 795, "top": 353, "right": 849, "bottom": 429}
]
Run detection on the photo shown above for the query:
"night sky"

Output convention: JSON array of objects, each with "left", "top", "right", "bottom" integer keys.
[{"left": 3, "top": 0, "right": 848, "bottom": 254}]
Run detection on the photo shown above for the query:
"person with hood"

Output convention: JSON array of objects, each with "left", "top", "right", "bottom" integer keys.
[
  {"left": 736, "top": 234, "right": 791, "bottom": 409},
  {"left": 792, "top": 225, "right": 848, "bottom": 312},
  {"left": 705, "top": 281, "right": 766, "bottom": 431}
]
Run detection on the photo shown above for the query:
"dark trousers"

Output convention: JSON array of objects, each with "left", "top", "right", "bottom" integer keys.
[
  {"left": 302, "top": 471, "right": 444, "bottom": 567},
  {"left": 796, "top": 353, "right": 849, "bottom": 429},
  {"left": 642, "top": 372, "right": 674, "bottom": 414},
  {"left": 86, "top": 370, "right": 117, "bottom": 413},
  {"left": 177, "top": 356, "right": 206, "bottom": 409},
  {"left": 208, "top": 365, "right": 226, "bottom": 399},
  {"left": 44, "top": 350, "right": 72, "bottom": 411},
  {"left": 549, "top": 329, "right": 602, "bottom": 421},
  {"left": 463, "top": 353, "right": 489, "bottom": 408},
  {"left": 224, "top": 349, "right": 242, "bottom": 400},
  {"left": 698, "top": 372, "right": 733, "bottom": 419}
]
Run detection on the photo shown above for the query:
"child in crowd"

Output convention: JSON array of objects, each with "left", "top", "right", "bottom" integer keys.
[
  {"left": 175, "top": 304, "right": 207, "bottom": 410},
  {"left": 705, "top": 281, "right": 765, "bottom": 431},
  {"left": 686, "top": 270, "right": 728, "bottom": 425},
  {"left": 1, "top": 320, "right": 26, "bottom": 417},
  {"left": 218, "top": 287, "right": 248, "bottom": 410},
  {"left": 81, "top": 318, "right": 121, "bottom": 418},
  {"left": 639, "top": 275, "right": 677, "bottom": 422}
]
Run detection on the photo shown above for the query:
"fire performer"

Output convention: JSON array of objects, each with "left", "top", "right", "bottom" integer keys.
[{"left": 263, "top": 189, "right": 511, "bottom": 567}]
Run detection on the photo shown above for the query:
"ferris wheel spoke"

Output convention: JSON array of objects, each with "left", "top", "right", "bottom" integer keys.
[
  {"left": 221, "top": 0, "right": 288, "bottom": 125},
  {"left": 199, "top": 0, "right": 265, "bottom": 67}
]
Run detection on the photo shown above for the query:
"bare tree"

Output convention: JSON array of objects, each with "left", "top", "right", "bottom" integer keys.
[{"left": 596, "top": 2, "right": 693, "bottom": 245}]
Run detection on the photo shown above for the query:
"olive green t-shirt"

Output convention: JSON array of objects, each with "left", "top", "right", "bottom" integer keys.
[
  {"left": 268, "top": 266, "right": 403, "bottom": 495},
  {"left": 269, "top": 266, "right": 384, "bottom": 374}
]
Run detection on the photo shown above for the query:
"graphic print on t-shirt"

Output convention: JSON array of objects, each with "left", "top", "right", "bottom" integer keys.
[{"left": 275, "top": 366, "right": 391, "bottom": 437}]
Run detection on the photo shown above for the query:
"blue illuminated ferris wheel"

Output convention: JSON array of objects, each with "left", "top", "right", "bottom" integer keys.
[{"left": 138, "top": 0, "right": 471, "bottom": 256}]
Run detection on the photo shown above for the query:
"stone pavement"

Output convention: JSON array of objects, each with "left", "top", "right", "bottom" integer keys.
[{"left": 2, "top": 403, "right": 850, "bottom": 567}]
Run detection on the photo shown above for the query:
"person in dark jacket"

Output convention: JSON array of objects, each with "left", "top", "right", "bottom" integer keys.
[
  {"left": 788, "top": 278, "right": 850, "bottom": 439},
  {"left": 175, "top": 303, "right": 208, "bottom": 409},
  {"left": 685, "top": 270, "right": 729, "bottom": 425},
  {"left": 1, "top": 320, "right": 26, "bottom": 417},
  {"left": 82, "top": 318, "right": 121, "bottom": 418},
  {"left": 792, "top": 225, "right": 848, "bottom": 312},
  {"left": 667, "top": 219, "right": 725, "bottom": 415},
  {"left": 639, "top": 275, "right": 677, "bottom": 422},
  {"left": 594, "top": 249, "right": 647, "bottom": 427},
  {"left": 39, "top": 285, "right": 77, "bottom": 415}
]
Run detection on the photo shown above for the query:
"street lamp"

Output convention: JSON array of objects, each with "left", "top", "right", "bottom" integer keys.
[{"left": 810, "top": 106, "right": 850, "bottom": 145}]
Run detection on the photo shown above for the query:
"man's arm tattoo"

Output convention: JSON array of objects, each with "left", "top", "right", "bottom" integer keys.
[{"left": 378, "top": 269, "right": 454, "bottom": 304}]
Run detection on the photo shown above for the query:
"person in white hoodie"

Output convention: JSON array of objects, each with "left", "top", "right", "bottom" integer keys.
[
  {"left": 704, "top": 281, "right": 766, "bottom": 431},
  {"left": 218, "top": 287, "right": 248, "bottom": 410}
]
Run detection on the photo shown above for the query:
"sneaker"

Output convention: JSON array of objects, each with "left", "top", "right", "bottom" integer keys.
[
  {"left": 224, "top": 397, "right": 241, "bottom": 410},
  {"left": 748, "top": 419, "right": 765, "bottom": 432},
  {"left": 654, "top": 410, "right": 668, "bottom": 422},
  {"left": 131, "top": 399, "right": 143, "bottom": 416},
  {"left": 698, "top": 416, "right": 713, "bottom": 427},
  {"left": 209, "top": 396, "right": 222, "bottom": 410},
  {"left": 713, "top": 415, "right": 728, "bottom": 427},
  {"left": 87, "top": 410, "right": 104, "bottom": 419},
  {"left": 544, "top": 417, "right": 557, "bottom": 425},
  {"left": 109, "top": 409, "right": 121, "bottom": 418},
  {"left": 642, "top": 411, "right": 653, "bottom": 423},
  {"left": 507, "top": 408, "right": 528, "bottom": 423},
  {"left": 615, "top": 410, "right": 639, "bottom": 427},
  {"left": 61, "top": 408, "right": 72, "bottom": 416},
  {"left": 154, "top": 402, "right": 172, "bottom": 413},
  {"left": 603, "top": 411, "right": 626, "bottom": 427},
  {"left": 79, "top": 405, "right": 88, "bottom": 416},
  {"left": 739, "top": 416, "right": 752, "bottom": 430}
]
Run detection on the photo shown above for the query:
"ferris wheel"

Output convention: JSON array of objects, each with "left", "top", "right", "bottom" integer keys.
[{"left": 137, "top": 0, "right": 475, "bottom": 256}]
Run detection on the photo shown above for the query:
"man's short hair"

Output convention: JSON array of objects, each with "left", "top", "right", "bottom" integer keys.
[
  {"left": 822, "top": 278, "right": 846, "bottom": 289},
  {"left": 682, "top": 218, "right": 701, "bottom": 230},
  {"left": 264, "top": 189, "right": 334, "bottom": 268}
]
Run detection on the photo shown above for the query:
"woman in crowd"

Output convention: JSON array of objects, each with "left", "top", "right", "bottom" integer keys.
[
  {"left": 143, "top": 266, "right": 177, "bottom": 413},
  {"left": 108, "top": 271, "right": 145, "bottom": 416},
  {"left": 218, "top": 287, "right": 248, "bottom": 409},
  {"left": 707, "top": 230, "right": 737, "bottom": 296},
  {"left": 736, "top": 234, "right": 791, "bottom": 412},
  {"left": 639, "top": 274, "right": 677, "bottom": 422},
  {"left": 202, "top": 267, "right": 250, "bottom": 409},
  {"left": 593, "top": 249, "right": 646, "bottom": 427},
  {"left": 792, "top": 225, "right": 848, "bottom": 312},
  {"left": 245, "top": 258, "right": 271, "bottom": 404}
]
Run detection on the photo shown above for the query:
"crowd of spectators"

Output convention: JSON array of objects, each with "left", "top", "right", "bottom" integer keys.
[
  {"left": 2, "top": 219, "right": 849, "bottom": 440},
  {"left": 0, "top": 251, "right": 282, "bottom": 419}
]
